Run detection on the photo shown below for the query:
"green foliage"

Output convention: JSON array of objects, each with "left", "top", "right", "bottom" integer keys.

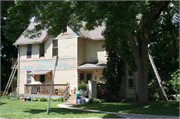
[
  {"left": 57, "top": 97, "right": 64, "bottom": 102},
  {"left": 103, "top": 49, "right": 124, "bottom": 96},
  {"left": 164, "top": 70, "right": 180, "bottom": 99},
  {"left": 31, "top": 97, "right": 38, "bottom": 102},
  {"left": 78, "top": 80, "right": 87, "bottom": 90},
  {"left": 38, "top": 97, "right": 47, "bottom": 102},
  {"left": 87, "top": 98, "right": 105, "bottom": 104},
  {"left": 1, "top": 95, "right": 13, "bottom": 100}
]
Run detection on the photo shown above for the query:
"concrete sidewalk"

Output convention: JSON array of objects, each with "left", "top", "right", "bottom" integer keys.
[{"left": 57, "top": 103, "right": 179, "bottom": 119}]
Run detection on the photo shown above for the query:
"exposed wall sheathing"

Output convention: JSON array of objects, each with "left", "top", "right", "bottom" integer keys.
[{"left": 85, "top": 40, "right": 107, "bottom": 63}]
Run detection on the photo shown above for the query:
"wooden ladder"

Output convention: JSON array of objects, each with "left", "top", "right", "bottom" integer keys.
[
  {"left": 148, "top": 52, "right": 168, "bottom": 101},
  {"left": 4, "top": 60, "right": 18, "bottom": 95}
]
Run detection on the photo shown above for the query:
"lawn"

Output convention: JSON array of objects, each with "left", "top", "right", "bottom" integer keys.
[
  {"left": 0, "top": 99, "right": 119, "bottom": 118},
  {"left": 74, "top": 101, "right": 179, "bottom": 116}
]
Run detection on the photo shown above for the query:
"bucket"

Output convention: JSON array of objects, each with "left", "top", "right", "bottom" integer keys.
[
  {"left": 76, "top": 94, "right": 80, "bottom": 97},
  {"left": 76, "top": 99, "right": 80, "bottom": 104}
]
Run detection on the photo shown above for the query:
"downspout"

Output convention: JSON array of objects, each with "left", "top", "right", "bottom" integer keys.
[{"left": 15, "top": 45, "right": 20, "bottom": 95}]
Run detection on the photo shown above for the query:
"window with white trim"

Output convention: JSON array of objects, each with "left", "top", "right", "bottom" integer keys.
[
  {"left": 27, "top": 71, "right": 31, "bottom": 84},
  {"left": 39, "top": 43, "right": 45, "bottom": 57},
  {"left": 27, "top": 44, "right": 32, "bottom": 58},
  {"left": 52, "top": 39, "right": 58, "bottom": 56}
]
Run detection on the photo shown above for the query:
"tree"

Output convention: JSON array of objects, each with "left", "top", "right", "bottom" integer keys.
[
  {"left": 103, "top": 48, "right": 124, "bottom": 96},
  {"left": 78, "top": 1, "right": 171, "bottom": 105},
  {"left": 4, "top": 1, "right": 176, "bottom": 106}
]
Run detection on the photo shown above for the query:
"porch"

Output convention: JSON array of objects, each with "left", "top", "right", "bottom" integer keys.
[{"left": 24, "top": 84, "right": 70, "bottom": 100}]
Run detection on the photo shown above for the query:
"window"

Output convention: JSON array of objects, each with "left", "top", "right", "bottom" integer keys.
[
  {"left": 27, "top": 44, "right": 32, "bottom": 58},
  {"left": 40, "top": 75, "right": 45, "bottom": 84},
  {"left": 39, "top": 43, "right": 45, "bottom": 57},
  {"left": 52, "top": 39, "right": 58, "bottom": 56},
  {"left": 128, "top": 71, "right": 134, "bottom": 88},
  {"left": 27, "top": 71, "right": 31, "bottom": 84}
]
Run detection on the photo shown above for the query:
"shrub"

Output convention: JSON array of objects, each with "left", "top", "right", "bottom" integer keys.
[
  {"left": 57, "top": 97, "right": 63, "bottom": 102},
  {"left": 78, "top": 80, "right": 87, "bottom": 90},
  {"left": 51, "top": 98, "right": 57, "bottom": 102},
  {"left": 1, "top": 95, "right": 12, "bottom": 100},
  {"left": 87, "top": 98, "right": 103, "bottom": 104},
  {"left": 31, "top": 97, "right": 38, "bottom": 102},
  {"left": 38, "top": 97, "right": 47, "bottom": 102}
]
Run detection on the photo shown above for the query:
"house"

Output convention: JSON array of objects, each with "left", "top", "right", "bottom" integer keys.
[{"left": 12, "top": 21, "right": 138, "bottom": 100}]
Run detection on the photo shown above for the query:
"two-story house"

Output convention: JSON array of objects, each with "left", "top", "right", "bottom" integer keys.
[{"left": 13, "top": 22, "right": 138, "bottom": 99}]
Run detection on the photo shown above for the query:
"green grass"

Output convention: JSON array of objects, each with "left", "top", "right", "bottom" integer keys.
[
  {"left": 0, "top": 99, "right": 119, "bottom": 118},
  {"left": 74, "top": 101, "right": 179, "bottom": 116}
]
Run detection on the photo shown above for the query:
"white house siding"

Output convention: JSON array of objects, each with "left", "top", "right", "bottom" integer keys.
[{"left": 19, "top": 70, "right": 26, "bottom": 94}]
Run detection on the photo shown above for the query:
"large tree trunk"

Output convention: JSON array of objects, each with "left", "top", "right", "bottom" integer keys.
[
  {"left": 137, "top": 37, "right": 149, "bottom": 105},
  {"left": 126, "top": 32, "right": 149, "bottom": 106}
]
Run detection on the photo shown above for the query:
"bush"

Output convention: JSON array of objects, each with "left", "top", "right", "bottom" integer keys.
[
  {"left": 57, "top": 97, "right": 63, "bottom": 102},
  {"left": 87, "top": 98, "right": 104, "bottom": 104},
  {"left": 31, "top": 97, "right": 38, "bottom": 101},
  {"left": 78, "top": 80, "right": 87, "bottom": 90},
  {"left": 38, "top": 97, "right": 47, "bottom": 102},
  {"left": 1, "top": 95, "right": 12, "bottom": 100}
]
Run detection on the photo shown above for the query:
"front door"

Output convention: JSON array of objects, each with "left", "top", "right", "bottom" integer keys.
[
  {"left": 79, "top": 72, "right": 92, "bottom": 84},
  {"left": 87, "top": 74, "right": 92, "bottom": 81}
]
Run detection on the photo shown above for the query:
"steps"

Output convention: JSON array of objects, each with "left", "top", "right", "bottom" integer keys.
[{"left": 65, "top": 94, "right": 76, "bottom": 104}]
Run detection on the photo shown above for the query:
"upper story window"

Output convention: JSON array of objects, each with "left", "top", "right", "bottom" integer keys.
[
  {"left": 128, "top": 71, "right": 134, "bottom": 88},
  {"left": 27, "top": 44, "right": 32, "bottom": 58},
  {"left": 39, "top": 43, "right": 45, "bottom": 57},
  {"left": 52, "top": 39, "right": 58, "bottom": 56}
]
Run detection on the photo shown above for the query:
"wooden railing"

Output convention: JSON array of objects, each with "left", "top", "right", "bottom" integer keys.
[
  {"left": 62, "top": 83, "right": 70, "bottom": 102},
  {"left": 24, "top": 84, "right": 69, "bottom": 96}
]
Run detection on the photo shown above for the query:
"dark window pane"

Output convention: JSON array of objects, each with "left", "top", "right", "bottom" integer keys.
[
  {"left": 40, "top": 43, "right": 44, "bottom": 49},
  {"left": 27, "top": 44, "right": 32, "bottom": 51},
  {"left": 53, "top": 49, "right": 58, "bottom": 56},
  {"left": 53, "top": 40, "right": 58, "bottom": 48},
  {"left": 40, "top": 50, "right": 44, "bottom": 57},
  {"left": 87, "top": 74, "right": 92, "bottom": 80},
  {"left": 129, "top": 78, "right": 133, "bottom": 87},
  {"left": 40, "top": 75, "right": 45, "bottom": 84},
  {"left": 27, "top": 51, "right": 31, "bottom": 58},
  {"left": 80, "top": 73, "right": 84, "bottom": 81}
]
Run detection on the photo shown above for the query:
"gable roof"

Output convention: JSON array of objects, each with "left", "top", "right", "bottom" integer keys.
[
  {"left": 13, "top": 21, "right": 105, "bottom": 45},
  {"left": 13, "top": 22, "right": 48, "bottom": 45},
  {"left": 79, "top": 21, "right": 105, "bottom": 40}
]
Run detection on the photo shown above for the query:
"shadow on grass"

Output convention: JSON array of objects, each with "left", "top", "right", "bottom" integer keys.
[
  {"left": 23, "top": 108, "right": 119, "bottom": 118},
  {"left": 74, "top": 101, "right": 179, "bottom": 116}
]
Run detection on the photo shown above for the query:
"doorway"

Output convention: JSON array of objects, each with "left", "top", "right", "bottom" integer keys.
[{"left": 79, "top": 72, "right": 92, "bottom": 84}]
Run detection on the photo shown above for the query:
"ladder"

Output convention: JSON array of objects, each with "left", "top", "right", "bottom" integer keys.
[
  {"left": 148, "top": 52, "right": 168, "bottom": 101},
  {"left": 3, "top": 60, "right": 18, "bottom": 95}
]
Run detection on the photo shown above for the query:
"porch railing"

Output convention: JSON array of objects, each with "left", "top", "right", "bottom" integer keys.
[
  {"left": 62, "top": 83, "right": 70, "bottom": 102},
  {"left": 24, "top": 84, "right": 69, "bottom": 96}
]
